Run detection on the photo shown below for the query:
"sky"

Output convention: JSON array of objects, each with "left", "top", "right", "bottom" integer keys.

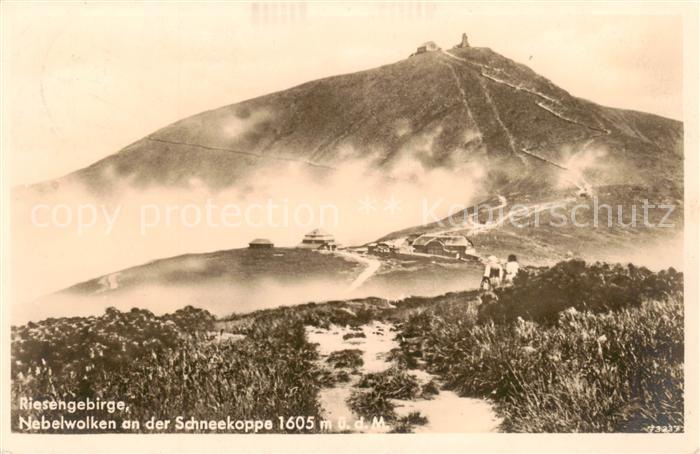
[{"left": 1, "top": 2, "right": 685, "bottom": 186}]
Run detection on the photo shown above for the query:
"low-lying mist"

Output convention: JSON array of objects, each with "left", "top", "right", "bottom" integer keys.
[
  {"left": 15, "top": 264, "right": 484, "bottom": 325},
  {"left": 595, "top": 232, "right": 684, "bottom": 272},
  {"left": 11, "top": 143, "right": 486, "bottom": 303},
  {"left": 16, "top": 278, "right": 349, "bottom": 325}
]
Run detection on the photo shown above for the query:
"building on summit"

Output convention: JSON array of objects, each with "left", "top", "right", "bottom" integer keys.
[{"left": 415, "top": 41, "right": 440, "bottom": 54}]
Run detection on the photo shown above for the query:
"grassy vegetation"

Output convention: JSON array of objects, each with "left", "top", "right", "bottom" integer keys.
[
  {"left": 390, "top": 411, "right": 429, "bottom": 433},
  {"left": 342, "top": 331, "right": 367, "bottom": 340},
  {"left": 420, "top": 379, "right": 440, "bottom": 399},
  {"left": 356, "top": 367, "right": 421, "bottom": 400},
  {"left": 346, "top": 371, "right": 428, "bottom": 433},
  {"left": 481, "top": 260, "right": 682, "bottom": 324},
  {"left": 11, "top": 259, "right": 684, "bottom": 433},
  {"left": 218, "top": 298, "right": 393, "bottom": 331},
  {"left": 346, "top": 389, "right": 397, "bottom": 422},
  {"left": 395, "top": 261, "right": 684, "bottom": 432},
  {"left": 326, "top": 349, "right": 364, "bottom": 370},
  {"left": 11, "top": 306, "right": 321, "bottom": 433},
  {"left": 315, "top": 366, "right": 351, "bottom": 388}
]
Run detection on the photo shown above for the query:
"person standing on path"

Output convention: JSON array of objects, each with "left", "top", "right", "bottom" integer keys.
[
  {"left": 504, "top": 254, "right": 520, "bottom": 284},
  {"left": 482, "top": 255, "right": 504, "bottom": 290}
]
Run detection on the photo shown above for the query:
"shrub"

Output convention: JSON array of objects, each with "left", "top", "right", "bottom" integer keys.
[
  {"left": 11, "top": 307, "right": 321, "bottom": 433},
  {"left": 390, "top": 411, "right": 429, "bottom": 433},
  {"left": 356, "top": 367, "right": 420, "bottom": 400},
  {"left": 347, "top": 389, "right": 396, "bottom": 421},
  {"left": 421, "top": 379, "right": 440, "bottom": 399},
  {"left": 397, "top": 293, "right": 684, "bottom": 432},
  {"left": 315, "top": 365, "right": 352, "bottom": 388},
  {"left": 481, "top": 260, "right": 682, "bottom": 324},
  {"left": 326, "top": 349, "right": 364, "bottom": 369},
  {"left": 163, "top": 305, "right": 216, "bottom": 333},
  {"left": 335, "top": 370, "right": 352, "bottom": 383}
]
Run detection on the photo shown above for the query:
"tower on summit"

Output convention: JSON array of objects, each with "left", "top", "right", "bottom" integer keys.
[{"left": 456, "top": 33, "right": 470, "bottom": 48}]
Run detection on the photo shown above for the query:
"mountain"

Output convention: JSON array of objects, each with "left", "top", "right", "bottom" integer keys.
[
  {"left": 15, "top": 37, "right": 684, "bottom": 312},
  {"left": 28, "top": 39, "right": 682, "bottom": 197}
]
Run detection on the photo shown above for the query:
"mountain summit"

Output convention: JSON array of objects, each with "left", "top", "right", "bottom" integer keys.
[
  {"left": 16, "top": 35, "right": 685, "bottom": 312},
  {"left": 30, "top": 35, "right": 682, "bottom": 198}
]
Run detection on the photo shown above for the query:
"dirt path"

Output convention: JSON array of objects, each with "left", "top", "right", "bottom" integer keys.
[
  {"left": 306, "top": 322, "right": 502, "bottom": 433},
  {"left": 439, "top": 60, "right": 480, "bottom": 137},
  {"left": 96, "top": 272, "right": 120, "bottom": 292},
  {"left": 440, "top": 195, "right": 508, "bottom": 235},
  {"left": 307, "top": 322, "right": 397, "bottom": 433},
  {"left": 519, "top": 147, "right": 593, "bottom": 194},
  {"left": 337, "top": 251, "right": 381, "bottom": 291},
  {"left": 438, "top": 194, "right": 571, "bottom": 237}
]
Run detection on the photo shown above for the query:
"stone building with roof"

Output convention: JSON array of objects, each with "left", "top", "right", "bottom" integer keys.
[
  {"left": 297, "top": 228, "right": 337, "bottom": 251},
  {"left": 412, "top": 233, "right": 475, "bottom": 258},
  {"left": 415, "top": 41, "right": 440, "bottom": 54}
]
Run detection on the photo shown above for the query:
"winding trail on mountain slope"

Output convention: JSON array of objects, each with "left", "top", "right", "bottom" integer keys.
[
  {"left": 438, "top": 54, "right": 521, "bottom": 164},
  {"left": 439, "top": 61, "right": 481, "bottom": 138},
  {"left": 440, "top": 50, "right": 560, "bottom": 106},
  {"left": 518, "top": 147, "right": 592, "bottom": 194},
  {"left": 336, "top": 250, "right": 381, "bottom": 291},
  {"left": 435, "top": 195, "right": 575, "bottom": 239},
  {"left": 440, "top": 50, "right": 610, "bottom": 135},
  {"left": 96, "top": 272, "right": 120, "bottom": 293},
  {"left": 533, "top": 102, "right": 610, "bottom": 135},
  {"left": 479, "top": 72, "right": 561, "bottom": 105},
  {"left": 472, "top": 75, "right": 521, "bottom": 161},
  {"left": 438, "top": 51, "right": 599, "bottom": 193},
  {"left": 146, "top": 137, "right": 337, "bottom": 170},
  {"left": 439, "top": 195, "right": 507, "bottom": 235}
]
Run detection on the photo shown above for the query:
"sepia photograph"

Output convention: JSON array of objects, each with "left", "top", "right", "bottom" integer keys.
[{"left": 1, "top": 1, "right": 698, "bottom": 452}]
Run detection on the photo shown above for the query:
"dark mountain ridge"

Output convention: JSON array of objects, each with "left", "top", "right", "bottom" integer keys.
[{"left": 26, "top": 42, "right": 681, "bottom": 198}]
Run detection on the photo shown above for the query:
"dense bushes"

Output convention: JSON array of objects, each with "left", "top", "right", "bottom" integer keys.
[
  {"left": 221, "top": 298, "right": 391, "bottom": 331},
  {"left": 12, "top": 307, "right": 321, "bottom": 433},
  {"left": 11, "top": 259, "right": 685, "bottom": 433},
  {"left": 481, "top": 260, "right": 682, "bottom": 324},
  {"left": 163, "top": 305, "right": 216, "bottom": 333},
  {"left": 395, "top": 261, "right": 684, "bottom": 432},
  {"left": 356, "top": 367, "right": 421, "bottom": 400}
]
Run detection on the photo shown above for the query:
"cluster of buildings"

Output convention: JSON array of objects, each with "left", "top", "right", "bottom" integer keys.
[
  {"left": 249, "top": 229, "right": 476, "bottom": 260},
  {"left": 412, "top": 33, "right": 470, "bottom": 56},
  {"left": 368, "top": 232, "right": 476, "bottom": 260},
  {"left": 248, "top": 228, "right": 337, "bottom": 251}
]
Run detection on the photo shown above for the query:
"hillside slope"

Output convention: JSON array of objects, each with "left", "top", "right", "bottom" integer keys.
[
  {"left": 29, "top": 44, "right": 682, "bottom": 197},
  {"left": 16, "top": 248, "right": 363, "bottom": 323},
  {"left": 16, "top": 39, "right": 684, "bottom": 305}
]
